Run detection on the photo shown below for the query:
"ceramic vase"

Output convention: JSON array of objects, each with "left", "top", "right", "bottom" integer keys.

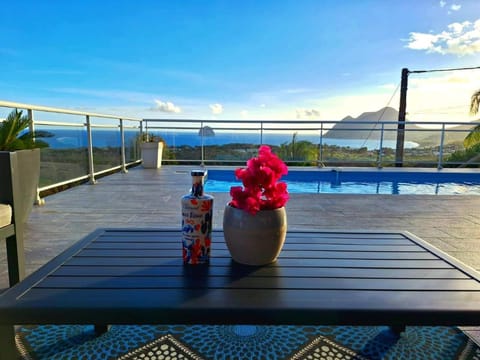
[{"left": 223, "top": 204, "right": 287, "bottom": 266}]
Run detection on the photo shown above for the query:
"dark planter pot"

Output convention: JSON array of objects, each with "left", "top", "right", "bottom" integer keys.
[{"left": 0, "top": 149, "right": 41, "bottom": 224}]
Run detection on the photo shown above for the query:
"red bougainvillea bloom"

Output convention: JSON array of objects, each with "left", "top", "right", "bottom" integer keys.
[{"left": 229, "top": 145, "right": 289, "bottom": 215}]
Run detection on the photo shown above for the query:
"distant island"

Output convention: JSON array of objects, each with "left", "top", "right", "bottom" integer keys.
[{"left": 199, "top": 126, "right": 215, "bottom": 137}]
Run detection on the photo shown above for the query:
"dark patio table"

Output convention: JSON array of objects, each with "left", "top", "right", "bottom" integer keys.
[{"left": 1, "top": 228, "right": 480, "bottom": 359}]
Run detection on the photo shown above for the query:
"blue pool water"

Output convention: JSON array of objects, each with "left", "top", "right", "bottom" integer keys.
[{"left": 205, "top": 169, "right": 480, "bottom": 195}]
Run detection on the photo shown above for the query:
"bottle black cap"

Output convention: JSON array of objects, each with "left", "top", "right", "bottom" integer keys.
[{"left": 191, "top": 169, "right": 207, "bottom": 177}]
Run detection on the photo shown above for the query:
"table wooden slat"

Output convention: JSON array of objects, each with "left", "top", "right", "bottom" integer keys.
[
  {"left": 86, "top": 242, "right": 422, "bottom": 252},
  {"left": 64, "top": 256, "right": 454, "bottom": 268},
  {"left": 53, "top": 266, "right": 470, "bottom": 279},
  {"left": 75, "top": 248, "right": 439, "bottom": 260},
  {"left": 37, "top": 275, "right": 480, "bottom": 291}
]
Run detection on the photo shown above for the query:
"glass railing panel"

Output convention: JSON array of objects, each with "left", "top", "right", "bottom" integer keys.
[
  {"left": 36, "top": 124, "right": 89, "bottom": 188},
  {"left": 400, "top": 127, "right": 437, "bottom": 167},
  {"left": 124, "top": 128, "right": 141, "bottom": 163},
  {"left": 321, "top": 127, "right": 383, "bottom": 166},
  {"left": 262, "top": 130, "right": 319, "bottom": 165},
  {"left": 202, "top": 129, "right": 262, "bottom": 163},
  {"left": 156, "top": 129, "right": 203, "bottom": 163},
  {"left": 91, "top": 127, "right": 121, "bottom": 172},
  {"left": 442, "top": 127, "right": 479, "bottom": 167},
  {"left": 152, "top": 128, "right": 264, "bottom": 164}
]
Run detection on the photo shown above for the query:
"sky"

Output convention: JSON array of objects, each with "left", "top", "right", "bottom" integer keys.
[{"left": 1, "top": 0, "right": 479, "bottom": 123}]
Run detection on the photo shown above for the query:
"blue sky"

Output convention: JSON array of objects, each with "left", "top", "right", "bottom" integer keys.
[{"left": 1, "top": 0, "right": 479, "bottom": 122}]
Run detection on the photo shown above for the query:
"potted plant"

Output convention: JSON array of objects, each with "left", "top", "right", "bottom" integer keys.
[
  {"left": 0, "top": 109, "right": 48, "bottom": 224},
  {"left": 223, "top": 145, "right": 289, "bottom": 265},
  {"left": 139, "top": 132, "right": 165, "bottom": 169}
]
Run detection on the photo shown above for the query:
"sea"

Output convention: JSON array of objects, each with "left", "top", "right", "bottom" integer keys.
[{"left": 37, "top": 128, "right": 419, "bottom": 150}]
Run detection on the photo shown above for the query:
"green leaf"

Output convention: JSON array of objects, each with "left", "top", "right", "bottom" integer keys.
[{"left": 464, "top": 124, "right": 480, "bottom": 149}]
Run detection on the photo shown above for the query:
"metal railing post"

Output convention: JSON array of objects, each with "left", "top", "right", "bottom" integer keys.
[
  {"left": 438, "top": 123, "right": 445, "bottom": 169},
  {"left": 200, "top": 121, "right": 205, "bottom": 166},
  {"left": 120, "top": 119, "right": 128, "bottom": 173},
  {"left": 139, "top": 120, "right": 144, "bottom": 161},
  {"left": 27, "top": 109, "right": 45, "bottom": 205},
  {"left": 85, "top": 115, "right": 97, "bottom": 184},
  {"left": 377, "top": 123, "right": 385, "bottom": 168},
  {"left": 318, "top": 123, "right": 324, "bottom": 167},
  {"left": 260, "top": 122, "right": 264, "bottom": 145},
  {"left": 27, "top": 109, "right": 35, "bottom": 137}
]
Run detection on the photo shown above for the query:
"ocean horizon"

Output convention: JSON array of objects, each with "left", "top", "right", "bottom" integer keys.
[{"left": 37, "top": 128, "right": 419, "bottom": 151}]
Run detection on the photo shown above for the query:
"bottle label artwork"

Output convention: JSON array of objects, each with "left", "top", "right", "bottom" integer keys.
[
  {"left": 181, "top": 169, "right": 213, "bottom": 265},
  {"left": 182, "top": 198, "right": 213, "bottom": 264}
]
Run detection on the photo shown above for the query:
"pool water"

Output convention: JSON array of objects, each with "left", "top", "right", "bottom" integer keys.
[{"left": 205, "top": 169, "right": 480, "bottom": 195}]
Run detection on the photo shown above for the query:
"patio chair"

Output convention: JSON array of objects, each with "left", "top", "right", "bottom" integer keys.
[{"left": 0, "top": 153, "right": 25, "bottom": 287}]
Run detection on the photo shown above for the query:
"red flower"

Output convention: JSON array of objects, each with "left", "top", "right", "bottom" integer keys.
[{"left": 228, "top": 145, "right": 289, "bottom": 215}]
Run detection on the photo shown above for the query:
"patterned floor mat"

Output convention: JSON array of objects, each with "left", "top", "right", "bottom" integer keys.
[
  {"left": 116, "top": 334, "right": 205, "bottom": 360},
  {"left": 15, "top": 324, "right": 480, "bottom": 360}
]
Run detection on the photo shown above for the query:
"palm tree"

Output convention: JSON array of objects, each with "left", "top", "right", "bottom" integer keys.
[
  {"left": 463, "top": 89, "right": 480, "bottom": 149},
  {"left": 470, "top": 89, "right": 480, "bottom": 116},
  {"left": 0, "top": 109, "right": 50, "bottom": 151}
]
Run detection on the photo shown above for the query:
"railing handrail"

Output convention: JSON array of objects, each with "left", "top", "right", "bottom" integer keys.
[
  {"left": 143, "top": 118, "right": 477, "bottom": 127},
  {"left": 143, "top": 124, "right": 475, "bottom": 131},
  {"left": 0, "top": 100, "right": 141, "bottom": 121}
]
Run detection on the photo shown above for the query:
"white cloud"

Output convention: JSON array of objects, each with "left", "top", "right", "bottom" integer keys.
[
  {"left": 451, "top": 4, "right": 461, "bottom": 11},
  {"left": 439, "top": 0, "right": 446, "bottom": 7},
  {"left": 240, "top": 110, "right": 249, "bottom": 118},
  {"left": 296, "top": 108, "right": 320, "bottom": 119},
  {"left": 209, "top": 103, "right": 223, "bottom": 114},
  {"left": 448, "top": 21, "right": 469, "bottom": 34},
  {"left": 152, "top": 99, "right": 181, "bottom": 113},
  {"left": 406, "top": 33, "right": 443, "bottom": 51},
  {"left": 406, "top": 19, "right": 480, "bottom": 56}
]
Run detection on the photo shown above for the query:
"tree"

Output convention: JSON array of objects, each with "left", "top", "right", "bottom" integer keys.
[
  {"left": 278, "top": 132, "right": 318, "bottom": 164},
  {"left": 464, "top": 89, "right": 480, "bottom": 149}
]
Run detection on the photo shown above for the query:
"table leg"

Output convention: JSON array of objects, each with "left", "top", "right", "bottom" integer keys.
[
  {"left": 0, "top": 325, "right": 19, "bottom": 360},
  {"left": 390, "top": 324, "right": 406, "bottom": 337},
  {"left": 94, "top": 324, "right": 110, "bottom": 336}
]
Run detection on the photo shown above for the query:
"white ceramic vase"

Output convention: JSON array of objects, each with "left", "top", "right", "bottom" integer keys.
[{"left": 223, "top": 204, "right": 287, "bottom": 266}]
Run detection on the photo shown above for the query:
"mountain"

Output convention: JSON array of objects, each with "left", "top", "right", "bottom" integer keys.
[
  {"left": 418, "top": 119, "right": 480, "bottom": 147},
  {"left": 324, "top": 107, "right": 478, "bottom": 146},
  {"left": 324, "top": 107, "right": 410, "bottom": 141}
]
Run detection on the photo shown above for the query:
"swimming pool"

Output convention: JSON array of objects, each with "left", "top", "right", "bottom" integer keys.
[{"left": 205, "top": 168, "right": 480, "bottom": 195}]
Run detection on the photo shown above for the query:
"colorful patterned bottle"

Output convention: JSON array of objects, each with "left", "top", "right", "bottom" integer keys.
[{"left": 181, "top": 169, "right": 213, "bottom": 264}]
